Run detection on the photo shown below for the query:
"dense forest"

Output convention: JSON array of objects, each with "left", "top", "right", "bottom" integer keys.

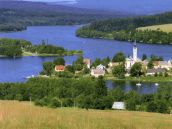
[
  {"left": 0, "top": 38, "right": 81, "bottom": 57},
  {"left": 77, "top": 12, "right": 172, "bottom": 44},
  {"left": 0, "top": 77, "right": 171, "bottom": 114},
  {"left": 0, "top": 1, "right": 129, "bottom": 32}
]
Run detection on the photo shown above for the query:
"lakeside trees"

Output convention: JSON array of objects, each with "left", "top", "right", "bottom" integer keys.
[
  {"left": 130, "top": 63, "right": 143, "bottom": 77},
  {"left": 112, "top": 64, "right": 126, "bottom": 79},
  {"left": 0, "top": 38, "right": 82, "bottom": 57},
  {"left": 0, "top": 38, "right": 31, "bottom": 57},
  {"left": 0, "top": 77, "right": 171, "bottom": 113}
]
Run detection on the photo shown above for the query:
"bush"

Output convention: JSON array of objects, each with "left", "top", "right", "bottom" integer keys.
[
  {"left": 63, "top": 98, "right": 74, "bottom": 107},
  {"left": 49, "top": 97, "right": 61, "bottom": 108},
  {"left": 146, "top": 101, "right": 157, "bottom": 112},
  {"left": 125, "top": 99, "right": 136, "bottom": 111}
]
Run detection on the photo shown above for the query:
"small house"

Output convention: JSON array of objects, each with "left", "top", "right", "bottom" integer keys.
[
  {"left": 96, "top": 64, "right": 106, "bottom": 70},
  {"left": 108, "top": 62, "right": 121, "bottom": 68},
  {"left": 55, "top": 65, "right": 65, "bottom": 72},
  {"left": 153, "top": 61, "right": 172, "bottom": 70},
  {"left": 146, "top": 68, "right": 166, "bottom": 76},
  {"left": 83, "top": 58, "right": 91, "bottom": 69},
  {"left": 91, "top": 69, "right": 105, "bottom": 78},
  {"left": 112, "top": 102, "right": 125, "bottom": 110}
]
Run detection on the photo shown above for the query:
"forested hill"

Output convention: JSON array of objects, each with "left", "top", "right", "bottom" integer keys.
[
  {"left": 77, "top": 12, "right": 172, "bottom": 44},
  {"left": 0, "top": 0, "right": 130, "bottom": 32},
  {"left": 84, "top": 12, "right": 172, "bottom": 32}
]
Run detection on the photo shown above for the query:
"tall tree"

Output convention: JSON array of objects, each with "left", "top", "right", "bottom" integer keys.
[
  {"left": 112, "top": 52, "right": 125, "bottom": 63},
  {"left": 112, "top": 64, "right": 126, "bottom": 79},
  {"left": 42, "top": 62, "right": 54, "bottom": 76},
  {"left": 53, "top": 57, "right": 65, "bottom": 66},
  {"left": 130, "top": 62, "right": 143, "bottom": 77}
]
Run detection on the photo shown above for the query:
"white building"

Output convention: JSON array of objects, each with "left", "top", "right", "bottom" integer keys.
[
  {"left": 91, "top": 69, "right": 105, "bottom": 78},
  {"left": 112, "top": 102, "right": 125, "bottom": 110},
  {"left": 96, "top": 64, "right": 106, "bottom": 70},
  {"left": 125, "top": 41, "right": 141, "bottom": 70}
]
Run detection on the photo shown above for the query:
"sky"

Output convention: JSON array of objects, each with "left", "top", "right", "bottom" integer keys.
[{"left": 21, "top": 0, "right": 172, "bottom": 14}]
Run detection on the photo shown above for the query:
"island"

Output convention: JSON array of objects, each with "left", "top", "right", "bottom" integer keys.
[{"left": 0, "top": 38, "right": 82, "bottom": 57}]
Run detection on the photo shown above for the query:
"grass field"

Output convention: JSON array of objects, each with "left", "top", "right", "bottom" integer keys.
[
  {"left": 0, "top": 101, "right": 172, "bottom": 129},
  {"left": 138, "top": 23, "right": 172, "bottom": 33}
]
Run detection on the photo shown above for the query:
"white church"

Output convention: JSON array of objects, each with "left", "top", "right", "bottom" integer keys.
[{"left": 125, "top": 41, "right": 141, "bottom": 70}]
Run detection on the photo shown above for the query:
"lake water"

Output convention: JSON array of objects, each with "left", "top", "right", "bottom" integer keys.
[
  {"left": 0, "top": 25, "right": 172, "bottom": 93},
  {"left": 106, "top": 80, "right": 172, "bottom": 94}
]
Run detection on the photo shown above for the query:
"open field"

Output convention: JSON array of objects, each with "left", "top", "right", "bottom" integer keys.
[
  {"left": 138, "top": 24, "right": 172, "bottom": 33},
  {"left": 0, "top": 101, "right": 172, "bottom": 129}
]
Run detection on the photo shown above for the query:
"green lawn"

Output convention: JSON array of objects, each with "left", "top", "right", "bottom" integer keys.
[
  {"left": 0, "top": 101, "right": 171, "bottom": 129},
  {"left": 138, "top": 23, "right": 172, "bottom": 33}
]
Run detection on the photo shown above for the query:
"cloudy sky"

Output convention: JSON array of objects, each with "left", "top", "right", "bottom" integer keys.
[{"left": 22, "top": 0, "right": 172, "bottom": 14}]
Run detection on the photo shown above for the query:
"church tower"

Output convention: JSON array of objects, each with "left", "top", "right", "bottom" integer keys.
[{"left": 133, "top": 41, "right": 137, "bottom": 62}]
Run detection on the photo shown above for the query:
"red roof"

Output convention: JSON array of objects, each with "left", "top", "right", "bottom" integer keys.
[
  {"left": 55, "top": 65, "right": 65, "bottom": 71},
  {"left": 153, "top": 61, "right": 159, "bottom": 66},
  {"left": 83, "top": 59, "right": 91, "bottom": 65}
]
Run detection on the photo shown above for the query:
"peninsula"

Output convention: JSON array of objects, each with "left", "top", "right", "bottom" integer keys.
[{"left": 0, "top": 38, "right": 82, "bottom": 57}]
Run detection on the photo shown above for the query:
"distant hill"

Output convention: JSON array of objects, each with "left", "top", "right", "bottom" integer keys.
[
  {"left": 0, "top": 0, "right": 131, "bottom": 32},
  {"left": 0, "top": 0, "right": 129, "bottom": 16}
]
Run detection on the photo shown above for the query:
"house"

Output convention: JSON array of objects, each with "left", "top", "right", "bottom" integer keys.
[
  {"left": 153, "top": 61, "right": 172, "bottom": 70},
  {"left": 91, "top": 69, "right": 105, "bottom": 78},
  {"left": 108, "top": 62, "right": 121, "bottom": 68},
  {"left": 153, "top": 61, "right": 159, "bottom": 69},
  {"left": 159, "top": 61, "right": 172, "bottom": 70},
  {"left": 96, "top": 64, "right": 106, "bottom": 70},
  {"left": 83, "top": 58, "right": 91, "bottom": 69},
  {"left": 55, "top": 65, "right": 65, "bottom": 72},
  {"left": 146, "top": 68, "right": 166, "bottom": 76},
  {"left": 112, "top": 102, "right": 125, "bottom": 110}
]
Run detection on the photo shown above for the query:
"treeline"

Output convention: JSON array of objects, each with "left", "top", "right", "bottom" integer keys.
[
  {"left": 77, "top": 12, "right": 172, "bottom": 44},
  {"left": 0, "top": 77, "right": 171, "bottom": 114},
  {"left": 26, "top": 41, "right": 65, "bottom": 55},
  {"left": 87, "top": 12, "right": 172, "bottom": 32},
  {"left": 77, "top": 28, "right": 172, "bottom": 44}
]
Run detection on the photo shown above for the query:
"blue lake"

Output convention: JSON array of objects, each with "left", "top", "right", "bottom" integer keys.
[{"left": 0, "top": 25, "right": 172, "bottom": 93}]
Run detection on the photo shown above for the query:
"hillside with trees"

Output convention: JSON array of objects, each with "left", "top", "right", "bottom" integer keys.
[
  {"left": 0, "top": 0, "right": 130, "bottom": 32},
  {"left": 76, "top": 12, "right": 172, "bottom": 44}
]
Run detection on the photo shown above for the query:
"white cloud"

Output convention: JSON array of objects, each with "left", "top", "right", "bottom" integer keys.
[{"left": 23, "top": 0, "right": 78, "bottom": 4}]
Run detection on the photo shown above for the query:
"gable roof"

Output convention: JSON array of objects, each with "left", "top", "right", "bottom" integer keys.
[
  {"left": 92, "top": 69, "right": 105, "bottom": 75},
  {"left": 147, "top": 68, "right": 166, "bottom": 73}
]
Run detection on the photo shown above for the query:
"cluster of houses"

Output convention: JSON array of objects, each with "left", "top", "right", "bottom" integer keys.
[
  {"left": 54, "top": 42, "right": 172, "bottom": 78},
  {"left": 125, "top": 42, "right": 172, "bottom": 76}
]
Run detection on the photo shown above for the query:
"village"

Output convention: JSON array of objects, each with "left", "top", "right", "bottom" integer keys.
[{"left": 52, "top": 42, "right": 172, "bottom": 80}]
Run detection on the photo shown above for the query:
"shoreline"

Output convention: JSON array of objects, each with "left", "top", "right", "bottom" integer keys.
[{"left": 104, "top": 76, "right": 172, "bottom": 82}]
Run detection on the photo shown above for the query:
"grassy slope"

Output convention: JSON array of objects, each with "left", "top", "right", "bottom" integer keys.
[
  {"left": 138, "top": 24, "right": 172, "bottom": 33},
  {"left": 0, "top": 101, "right": 172, "bottom": 129}
]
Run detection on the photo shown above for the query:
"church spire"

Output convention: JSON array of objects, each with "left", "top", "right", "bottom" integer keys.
[{"left": 133, "top": 40, "right": 137, "bottom": 62}]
